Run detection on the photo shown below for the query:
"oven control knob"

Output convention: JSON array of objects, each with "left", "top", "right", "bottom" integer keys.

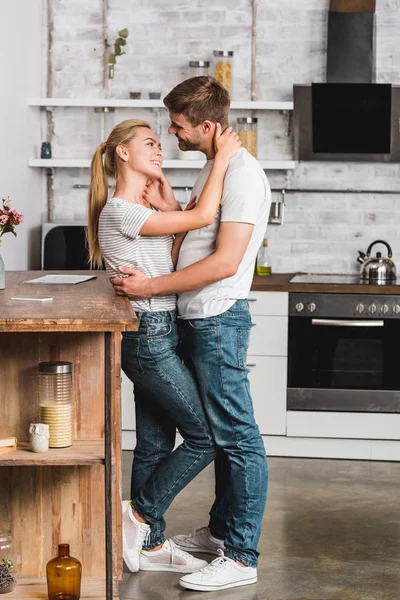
[
  {"left": 308, "top": 302, "right": 316, "bottom": 313},
  {"left": 356, "top": 303, "right": 364, "bottom": 313},
  {"left": 295, "top": 302, "right": 304, "bottom": 312},
  {"left": 381, "top": 304, "right": 389, "bottom": 314},
  {"left": 393, "top": 304, "right": 400, "bottom": 315},
  {"left": 369, "top": 304, "right": 377, "bottom": 314}
]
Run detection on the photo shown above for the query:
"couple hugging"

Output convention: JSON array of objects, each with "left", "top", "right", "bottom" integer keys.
[{"left": 87, "top": 75, "right": 271, "bottom": 593}]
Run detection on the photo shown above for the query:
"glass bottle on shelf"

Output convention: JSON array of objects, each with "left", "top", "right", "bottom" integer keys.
[
  {"left": 46, "top": 544, "right": 81, "bottom": 600},
  {"left": 212, "top": 50, "right": 234, "bottom": 95},
  {"left": 256, "top": 239, "right": 272, "bottom": 276},
  {"left": 38, "top": 361, "right": 73, "bottom": 448},
  {"left": 237, "top": 117, "right": 258, "bottom": 157},
  {"left": 189, "top": 61, "right": 210, "bottom": 77},
  {"left": 0, "top": 531, "right": 17, "bottom": 594}
]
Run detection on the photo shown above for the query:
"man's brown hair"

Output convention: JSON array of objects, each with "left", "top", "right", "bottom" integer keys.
[{"left": 163, "top": 76, "right": 230, "bottom": 127}]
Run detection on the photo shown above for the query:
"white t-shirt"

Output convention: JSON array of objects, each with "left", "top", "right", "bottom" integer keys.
[
  {"left": 99, "top": 197, "right": 176, "bottom": 313},
  {"left": 177, "top": 148, "right": 271, "bottom": 319}
]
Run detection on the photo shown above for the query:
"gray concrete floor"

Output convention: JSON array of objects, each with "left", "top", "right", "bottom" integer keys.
[{"left": 120, "top": 452, "right": 400, "bottom": 600}]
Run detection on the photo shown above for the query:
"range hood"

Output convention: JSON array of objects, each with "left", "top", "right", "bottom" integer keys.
[{"left": 293, "top": 0, "right": 400, "bottom": 162}]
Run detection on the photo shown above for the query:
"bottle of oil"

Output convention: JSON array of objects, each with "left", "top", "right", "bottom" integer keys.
[
  {"left": 46, "top": 544, "right": 81, "bottom": 600},
  {"left": 256, "top": 238, "right": 272, "bottom": 276}
]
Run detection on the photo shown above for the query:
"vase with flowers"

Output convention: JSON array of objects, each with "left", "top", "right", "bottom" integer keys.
[{"left": 0, "top": 197, "right": 24, "bottom": 290}]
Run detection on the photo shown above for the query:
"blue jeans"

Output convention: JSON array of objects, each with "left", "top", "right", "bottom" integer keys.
[
  {"left": 122, "top": 310, "right": 216, "bottom": 549},
  {"left": 179, "top": 300, "right": 268, "bottom": 567}
]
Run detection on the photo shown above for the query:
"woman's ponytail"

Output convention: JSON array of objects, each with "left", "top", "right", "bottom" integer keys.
[{"left": 87, "top": 142, "right": 108, "bottom": 268}]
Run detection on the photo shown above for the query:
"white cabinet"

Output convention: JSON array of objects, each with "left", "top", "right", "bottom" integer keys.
[
  {"left": 247, "top": 291, "right": 288, "bottom": 436},
  {"left": 247, "top": 356, "right": 287, "bottom": 435}
]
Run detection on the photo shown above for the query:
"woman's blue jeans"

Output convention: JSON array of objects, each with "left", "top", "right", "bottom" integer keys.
[{"left": 121, "top": 310, "right": 216, "bottom": 549}]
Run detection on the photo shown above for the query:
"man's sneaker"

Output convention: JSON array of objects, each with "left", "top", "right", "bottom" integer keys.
[
  {"left": 172, "top": 526, "right": 225, "bottom": 556},
  {"left": 122, "top": 500, "right": 150, "bottom": 573},
  {"left": 179, "top": 551, "right": 257, "bottom": 592},
  {"left": 139, "top": 539, "right": 208, "bottom": 573}
]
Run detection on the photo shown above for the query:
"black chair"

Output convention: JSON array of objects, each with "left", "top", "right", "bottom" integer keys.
[{"left": 42, "top": 225, "right": 98, "bottom": 270}]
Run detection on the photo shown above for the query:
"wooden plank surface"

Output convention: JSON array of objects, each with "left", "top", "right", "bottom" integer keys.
[
  {"left": 329, "top": 0, "right": 376, "bottom": 12},
  {"left": 0, "top": 332, "right": 106, "bottom": 442},
  {"left": 0, "top": 441, "right": 105, "bottom": 466},
  {"left": 6, "top": 578, "right": 117, "bottom": 599},
  {"left": 1, "top": 466, "right": 107, "bottom": 578},
  {"left": 0, "top": 271, "right": 138, "bottom": 332}
]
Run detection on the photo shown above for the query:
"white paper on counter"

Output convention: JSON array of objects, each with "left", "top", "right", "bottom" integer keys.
[{"left": 24, "top": 274, "right": 97, "bottom": 285}]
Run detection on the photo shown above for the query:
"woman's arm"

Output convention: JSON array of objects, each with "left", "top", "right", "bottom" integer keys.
[
  {"left": 138, "top": 124, "right": 241, "bottom": 236},
  {"left": 170, "top": 196, "right": 197, "bottom": 266}
]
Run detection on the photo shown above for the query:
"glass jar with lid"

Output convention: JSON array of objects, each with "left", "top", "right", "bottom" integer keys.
[
  {"left": 0, "top": 531, "right": 17, "bottom": 594},
  {"left": 213, "top": 50, "right": 234, "bottom": 95},
  {"left": 38, "top": 361, "right": 73, "bottom": 448},
  {"left": 189, "top": 61, "right": 210, "bottom": 78},
  {"left": 237, "top": 117, "right": 258, "bottom": 157}
]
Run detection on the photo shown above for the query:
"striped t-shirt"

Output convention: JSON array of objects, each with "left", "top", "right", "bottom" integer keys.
[{"left": 98, "top": 197, "right": 176, "bottom": 312}]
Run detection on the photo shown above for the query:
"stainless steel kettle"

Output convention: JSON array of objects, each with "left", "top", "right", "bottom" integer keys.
[{"left": 357, "top": 240, "right": 397, "bottom": 284}]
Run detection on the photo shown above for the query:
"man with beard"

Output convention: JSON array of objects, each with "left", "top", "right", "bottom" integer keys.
[{"left": 111, "top": 75, "right": 271, "bottom": 592}]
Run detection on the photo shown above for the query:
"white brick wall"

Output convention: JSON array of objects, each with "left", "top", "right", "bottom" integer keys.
[{"left": 43, "top": 0, "right": 400, "bottom": 273}]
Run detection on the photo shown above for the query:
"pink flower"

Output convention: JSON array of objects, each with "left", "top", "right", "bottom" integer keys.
[{"left": 0, "top": 214, "right": 9, "bottom": 225}]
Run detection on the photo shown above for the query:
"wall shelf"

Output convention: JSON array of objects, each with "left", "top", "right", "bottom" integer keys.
[
  {"left": 28, "top": 158, "right": 296, "bottom": 170},
  {"left": 0, "top": 440, "right": 105, "bottom": 466},
  {"left": 27, "top": 98, "right": 293, "bottom": 110}
]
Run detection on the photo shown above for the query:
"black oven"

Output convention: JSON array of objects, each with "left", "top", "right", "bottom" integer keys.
[{"left": 288, "top": 293, "right": 400, "bottom": 413}]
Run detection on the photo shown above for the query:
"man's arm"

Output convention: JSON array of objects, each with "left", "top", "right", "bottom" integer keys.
[{"left": 112, "top": 222, "right": 254, "bottom": 299}]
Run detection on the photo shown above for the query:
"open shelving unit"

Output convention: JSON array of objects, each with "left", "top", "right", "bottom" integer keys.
[
  {"left": 0, "top": 272, "right": 137, "bottom": 600},
  {"left": 27, "top": 97, "right": 294, "bottom": 111},
  {"left": 27, "top": 97, "right": 296, "bottom": 171},
  {"left": 28, "top": 158, "right": 296, "bottom": 170}
]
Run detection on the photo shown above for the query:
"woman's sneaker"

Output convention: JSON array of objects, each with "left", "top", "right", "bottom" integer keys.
[
  {"left": 139, "top": 539, "right": 208, "bottom": 573},
  {"left": 172, "top": 526, "right": 225, "bottom": 555},
  {"left": 179, "top": 551, "right": 257, "bottom": 592},
  {"left": 122, "top": 500, "right": 150, "bottom": 573}
]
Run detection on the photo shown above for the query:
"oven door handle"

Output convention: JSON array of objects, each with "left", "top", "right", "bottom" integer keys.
[{"left": 311, "top": 318, "right": 384, "bottom": 327}]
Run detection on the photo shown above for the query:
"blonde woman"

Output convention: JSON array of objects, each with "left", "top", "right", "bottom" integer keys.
[{"left": 87, "top": 118, "right": 240, "bottom": 576}]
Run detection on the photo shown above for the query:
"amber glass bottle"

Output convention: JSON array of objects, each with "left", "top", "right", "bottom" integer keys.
[{"left": 46, "top": 544, "right": 81, "bottom": 600}]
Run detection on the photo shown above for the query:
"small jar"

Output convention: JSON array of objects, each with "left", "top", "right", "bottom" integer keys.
[
  {"left": 0, "top": 531, "right": 17, "bottom": 594},
  {"left": 213, "top": 50, "right": 234, "bottom": 95},
  {"left": 38, "top": 361, "right": 73, "bottom": 448},
  {"left": 189, "top": 61, "right": 210, "bottom": 78},
  {"left": 237, "top": 117, "right": 258, "bottom": 157}
]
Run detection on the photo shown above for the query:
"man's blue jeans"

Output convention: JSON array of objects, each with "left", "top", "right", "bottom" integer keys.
[
  {"left": 122, "top": 310, "right": 216, "bottom": 549},
  {"left": 179, "top": 300, "right": 268, "bottom": 567}
]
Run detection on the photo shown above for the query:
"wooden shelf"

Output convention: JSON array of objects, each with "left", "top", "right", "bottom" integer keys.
[
  {"left": 27, "top": 97, "right": 293, "bottom": 110},
  {"left": 7, "top": 578, "right": 117, "bottom": 599},
  {"left": 28, "top": 158, "right": 296, "bottom": 170},
  {"left": 0, "top": 440, "right": 105, "bottom": 466}
]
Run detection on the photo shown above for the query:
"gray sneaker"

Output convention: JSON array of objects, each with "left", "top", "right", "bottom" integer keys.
[{"left": 172, "top": 526, "right": 225, "bottom": 556}]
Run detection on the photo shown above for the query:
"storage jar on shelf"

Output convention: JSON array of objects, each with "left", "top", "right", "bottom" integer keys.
[
  {"left": 0, "top": 531, "right": 16, "bottom": 594},
  {"left": 38, "top": 361, "right": 73, "bottom": 448},
  {"left": 237, "top": 117, "right": 258, "bottom": 157},
  {"left": 212, "top": 51, "right": 234, "bottom": 95},
  {"left": 189, "top": 61, "right": 210, "bottom": 77}
]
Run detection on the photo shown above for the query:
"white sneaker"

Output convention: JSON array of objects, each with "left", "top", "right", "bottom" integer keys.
[
  {"left": 139, "top": 539, "right": 208, "bottom": 573},
  {"left": 172, "top": 526, "right": 225, "bottom": 556},
  {"left": 122, "top": 500, "right": 150, "bottom": 573},
  {"left": 179, "top": 551, "right": 257, "bottom": 592}
]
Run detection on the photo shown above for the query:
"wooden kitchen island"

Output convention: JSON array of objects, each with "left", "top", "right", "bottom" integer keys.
[{"left": 0, "top": 272, "right": 138, "bottom": 600}]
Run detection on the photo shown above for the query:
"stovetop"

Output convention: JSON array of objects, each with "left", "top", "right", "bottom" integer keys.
[{"left": 289, "top": 274, "right": 398, "bottom": 286}]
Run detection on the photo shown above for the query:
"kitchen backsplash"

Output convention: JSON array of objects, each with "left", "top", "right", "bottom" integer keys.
[{"left": 46, "top": 0, "right": 400, "bottom": 273}]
